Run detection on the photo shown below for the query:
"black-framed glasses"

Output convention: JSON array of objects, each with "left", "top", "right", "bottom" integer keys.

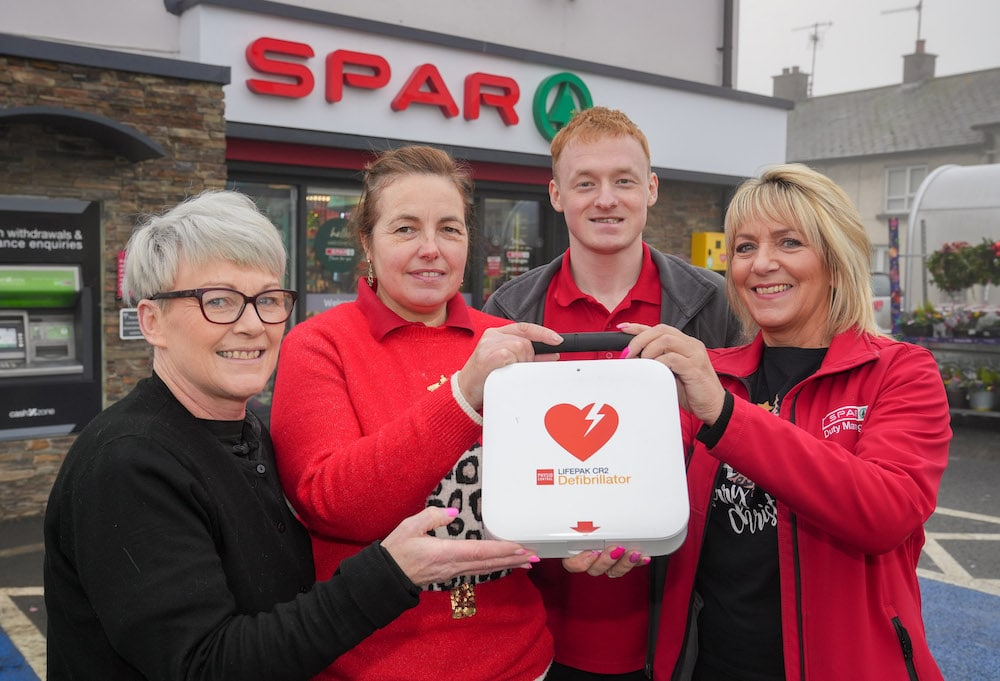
[{"left": 149, "top": 288, "right": 298, "bottom": 324}]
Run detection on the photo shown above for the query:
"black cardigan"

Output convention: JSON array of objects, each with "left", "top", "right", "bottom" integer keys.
[{"left": 44, "top": 374, "right": 419, "bottom": 680}]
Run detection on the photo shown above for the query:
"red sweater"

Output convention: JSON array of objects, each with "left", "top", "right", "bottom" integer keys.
[{"left": 270, "top": 284, "right": 553, "bottom": 681}]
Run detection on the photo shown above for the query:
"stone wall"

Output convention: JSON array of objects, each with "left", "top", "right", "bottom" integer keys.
[{"left": 0, "top": 54, "right": 227, "bottom": 519}]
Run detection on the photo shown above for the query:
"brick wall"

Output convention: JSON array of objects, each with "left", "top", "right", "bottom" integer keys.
[
  {"left": 0, "top": 55, "right": 227, "bottom": 519},
  {"left": 645, "top": 179, "right": 729, "bottom": 262}
]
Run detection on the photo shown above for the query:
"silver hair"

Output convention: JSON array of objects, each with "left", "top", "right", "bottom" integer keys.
[{"left": 122, "top": 190, "right": 287, "bottom": 305}]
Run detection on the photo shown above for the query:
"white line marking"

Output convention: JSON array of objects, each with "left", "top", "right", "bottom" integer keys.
[
  {"left": 919, "top": 507, "right": 1000, "bottom": 598},
  {"left": 933, "top": 507, "right": 1000, "bottom": 524}
]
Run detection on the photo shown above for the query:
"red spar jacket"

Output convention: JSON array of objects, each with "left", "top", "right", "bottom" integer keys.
[{"left": 654, "top": 331, "right": 949, "bottom": 681}]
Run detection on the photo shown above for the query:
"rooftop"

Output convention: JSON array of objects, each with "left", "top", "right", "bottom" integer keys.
[{"left": 787, "top": 67, "right": 1000, "bottom": 162}]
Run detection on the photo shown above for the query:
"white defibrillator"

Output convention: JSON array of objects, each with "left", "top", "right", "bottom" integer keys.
[{"left": 481, "top": 333, "right": 689, "bottom": 558}]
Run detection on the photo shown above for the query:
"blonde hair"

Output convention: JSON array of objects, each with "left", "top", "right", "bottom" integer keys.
[{"left": 724, "top": 163, "right": 878, "bottom": 337}]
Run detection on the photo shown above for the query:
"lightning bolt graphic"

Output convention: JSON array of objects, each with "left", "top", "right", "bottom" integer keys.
[{"left": 583, "top": 403, "right": 606, "bottom": 438}]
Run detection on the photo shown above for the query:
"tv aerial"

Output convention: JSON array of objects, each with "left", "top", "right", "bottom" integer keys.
[
  {"left": 792, "top": 21, "right": 833, "bottom": 96},
  {"left": 882, "top": 0, "right": 925, "bottom": 43}
]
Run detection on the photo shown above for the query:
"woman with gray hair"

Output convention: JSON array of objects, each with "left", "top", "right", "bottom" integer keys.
[{"left": 43, "top": 189, "right": 540, "bottom": 681}]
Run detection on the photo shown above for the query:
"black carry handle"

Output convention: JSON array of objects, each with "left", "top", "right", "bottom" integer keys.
[{"left": 531, "top": 331, "right": 634, "bottom": 355}]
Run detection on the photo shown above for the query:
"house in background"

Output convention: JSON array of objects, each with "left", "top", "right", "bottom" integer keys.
[
  {"left": 777, "top": 43, "right": 1000, "bottom": 418},
  {"left": 776, "top": 40, "right": 1000, "bottom": 297}
]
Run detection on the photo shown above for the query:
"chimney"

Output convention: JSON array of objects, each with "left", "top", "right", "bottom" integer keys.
[
  {"left": 772, "top": 66, "right": 810, "bottom": 102},
  {"left": 903, "top": 39, "right": 936, "bottom": 84}
]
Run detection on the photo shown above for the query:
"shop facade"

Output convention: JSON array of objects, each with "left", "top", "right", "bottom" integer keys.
[
  {"left": 0, "top": 35, "right": 229, "bottom": 517},
  {"left": 0, "top": 1, "right": 787, "bottom": 518}
]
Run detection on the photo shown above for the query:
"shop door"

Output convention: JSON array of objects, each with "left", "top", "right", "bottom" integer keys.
[
  {"left": 476, "top": 197, "right": 551, "bottom": 308},
  {"left": 302, "top": 187, "right": 362, "bottom": 317}
]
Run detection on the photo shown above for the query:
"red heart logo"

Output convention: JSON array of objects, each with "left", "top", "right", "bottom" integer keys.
[{"left": 544, "top": 403, "right": 619, "bottom": 462}]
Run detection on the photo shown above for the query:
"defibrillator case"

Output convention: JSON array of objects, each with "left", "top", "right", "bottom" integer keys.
[{"left": 481, "top": 339, "right": 689, "bottom": 558}]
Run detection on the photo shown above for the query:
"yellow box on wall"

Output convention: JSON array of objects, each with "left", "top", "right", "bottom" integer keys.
[{"left": 691, "top": 232, "right": 727, "bottom": 271}]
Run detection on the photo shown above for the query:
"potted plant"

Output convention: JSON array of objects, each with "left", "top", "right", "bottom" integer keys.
[
  {"left": 966, "top": 364, "right": 998, "bottom": 412},
  {"left": 943, "top": 307, "right": 990, "bottom": 338},
  {"left": 939, "top": 363, "right": 969, "bottom": 408},
  {"left": 926, "top": 241, "right": 979, "bottom": 298},
  {"left": 943, "top": 307, "right": 970, "bottom": 338},
  {"left": 969, "top": 238, "right": 1000, "bottom": 287},
  {"left": 977, "top": 311, "right": 1000, "bottom": 338},
  {"left": 900, "top": 302, "right": 941, "bottom": 338}
]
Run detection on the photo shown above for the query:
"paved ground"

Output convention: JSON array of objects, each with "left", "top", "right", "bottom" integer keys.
[{"left": 1, "top": 421, "right": 998, "bottom": 679}]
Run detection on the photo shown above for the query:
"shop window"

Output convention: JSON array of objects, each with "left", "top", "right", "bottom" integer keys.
[
  {"left": 304, "top": 188, "right": 363, "bottom": 316},
  {"left": 885, "top": 166, "right": 927, "bottom": 213},
  {"left": 229, "top": 181, "right": 297, "bottom": 289},
  {"left": 479, "top": 198, "right": 543, "bottom": 307}
]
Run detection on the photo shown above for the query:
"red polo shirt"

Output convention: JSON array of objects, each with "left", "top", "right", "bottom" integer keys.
[{"left": 532, "top": 242, "right": 663, "bottom": 673}]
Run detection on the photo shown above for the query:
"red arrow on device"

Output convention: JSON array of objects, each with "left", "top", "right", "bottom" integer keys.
[{"left": 571, "top": 521, "right": 600, "bottom": 533}]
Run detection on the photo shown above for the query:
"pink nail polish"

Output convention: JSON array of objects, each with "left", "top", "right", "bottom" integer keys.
[
  {"left": 528, "top": 555, "right": 540, "bottom": 563},
  {"left": 619, "top": 347, "right": 630, "bottom": 359},
  {"left": 642, "top": 557, "right": 652, "bottom": 566},
  {"left": 629, "top": 551, "right": 641, "bottom": 564},
  {"left": 609, "top": 546, "right": 626, "bottom": 560},
  {"left": 445, "top": 507, "right": 459, "bottom": 518}
]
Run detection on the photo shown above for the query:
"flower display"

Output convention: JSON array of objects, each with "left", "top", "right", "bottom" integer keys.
[
  {"left": 926, "top": 241, "right": 979, "bottom": 293},
  {"left": 942, "top": 308, "right": 986, "bottom": 336},
  {"left": 926, "top": 239, "right": 1000, "bottom": 294},
  {"left": 899, "top": 302, "right": 942, "bottom": 337},
  {"left": 901, "top": 304, "right": 1000, "bottom": 339},
  {"left": 937, "top": 361, "right": 1000, "bottom": 411},
  {"left": 971, "top": 238, "right": 1000, "bottom": 285}
]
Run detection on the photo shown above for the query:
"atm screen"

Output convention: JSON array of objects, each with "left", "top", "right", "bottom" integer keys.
[
  {"left": 0, "top": 314, "right": 27, "bottom": 359},
  {"left": 0, "top": 325, "right": 18, "bottom": 349}
]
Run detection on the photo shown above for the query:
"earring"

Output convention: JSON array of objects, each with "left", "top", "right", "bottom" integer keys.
[{"left": 366, "top": 259, "right": 375, "bottom": 287}]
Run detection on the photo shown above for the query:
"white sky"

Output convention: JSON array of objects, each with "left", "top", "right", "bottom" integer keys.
[{"left": 736, "top": 0, "right": 1000, "bottom": 97}]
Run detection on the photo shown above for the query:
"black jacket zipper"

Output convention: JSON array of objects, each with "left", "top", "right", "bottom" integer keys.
[{"left": 892, "top": 616, "right": 920, "bottom": 681}]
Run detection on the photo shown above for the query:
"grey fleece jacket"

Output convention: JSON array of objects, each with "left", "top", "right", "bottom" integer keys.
[{"left": 482, "top": 248, "right": 744, "bottom": 349}]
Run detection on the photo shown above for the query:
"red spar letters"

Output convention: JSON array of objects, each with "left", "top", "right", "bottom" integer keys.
[{"left": 245, "top": 37, "right": 520, "bottom": 125}]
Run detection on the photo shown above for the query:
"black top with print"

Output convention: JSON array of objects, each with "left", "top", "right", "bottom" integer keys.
[{"left": 693, "top": 345, "right": 827, "bottom": 681}]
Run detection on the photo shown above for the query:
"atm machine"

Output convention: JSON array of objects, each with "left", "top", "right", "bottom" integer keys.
[
  {"left": 0, "top": 262, "right": 99, "bottom": 440},
  {"left": 0, "top": 197, "right": 101, "bottom": 441},
  {"left": 0, "top": 265, "right": 86, "bottom": 377}
]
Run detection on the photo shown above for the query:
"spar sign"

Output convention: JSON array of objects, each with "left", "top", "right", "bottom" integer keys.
[{"left": 243, "top": 37, "right": 593, "bottom": 142}]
